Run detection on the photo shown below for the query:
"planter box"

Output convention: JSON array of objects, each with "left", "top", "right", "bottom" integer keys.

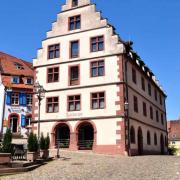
[
  {"left": 40, "top": 150, "right": 49, "bottom": 159},
  {"left": 0, "top": 153, "right": 11, "bottom": 164},
  {"left": 27, "top": 152, "right": 38, "bottom": 162}
]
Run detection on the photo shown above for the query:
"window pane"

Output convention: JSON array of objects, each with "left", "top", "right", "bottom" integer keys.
[
  {"left": 54, "top": 73, "right": 59, "bottom": 82},
  {"left": 48, "top": 98, "right": 52, "bottom": 103},
  {"left": 49, "top": 51, "right": 54, "bottom": 59},
  {"left": 48, "top": 68, "right": 53, "bottom": 73},
  {"left": 54, "top": 97, "right": 58, "bottom": 102},
  {"left": 69, "top": 102, "right": 74, "bottom": 111},
  {"left": 71, "top": 66, "right": 79, "bottom": 80},
  {"left": 98, "top": 42, "right": 104, "bottom": 50},
  {"left": 48, "top": 74, "right": 53, "bottom": 82},
  {"left": 70, "top": 22, "right": 74, "bottom": 30},
  {"left": 98, "top": 61, "right": 104, "bottom": 66},
  {"left": 99, "top": 92, "right": 104, "bottom": 98},
  {"left": 68, "top": 96, "right": 74, "bottom": 101},
  {"left": 54, "top": 104, "right": 59, "bottom": 112},
  {"left": 92, "top": 43, "right": 97, "bottom": 52},
  {"left": 48, "top": 104, "right": 53, "bottom": 113},
  {"left": 92, "top": 68, "right": 97, "bottom": 77},
  {"left": 55, "top": 50, "right": 59, "bottom": 58},
  {"left": 98, "top": 36, "right": 103, "bottom": 42},
  {"left": 76, "top": 21, "right": 80, "bottom": 29},
  {"left": 92, "top": 100, "right": 98, "bottom": 109},
  {"left": 92, "top": 93, "right": 98, "bottom": 99},
  {"left": 75, "top": 95, "right": 80, "bottom": 100},
  {"left": 99, "top": 99, "right": 104, "bottom": 108},
  {"left": 98, "top": 67, "right": 104, "bottom": 76},
  {"left": 75, "top": 102, "right": 80, "bottom": 111},
  {"left": 91, "top": 62, "right": 97, "bottom": 68},
  {"left": 71, "top": 41, "right": 79, "bottom": 58}
]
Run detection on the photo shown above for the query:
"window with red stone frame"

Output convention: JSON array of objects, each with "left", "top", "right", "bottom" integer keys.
[
  {"left": 143, "top": 102, "right": 147, "bottom": 117},
  {"left": 69, "top": 15, "right": 81, "bottom": 30},
  {"left": 46, "top": 97, "right": 59, "bottom": 113},
  {"left": 70, "top": 41, "right": 79, "bottom": 58},
  {"left": 154, "top": 89, "right": 158, "bottom": 101},
  {"left": 150, "top": 106, "right": 153, "bottom": 120},
  {"left": 47, "top": 67, "right": 59, "bottom": 83},
  {"left": 133, "top": 96, "right": 138, "bottom": 113},
  {"left": 132, "top": 68, "right": 137, "bottom": 84},
  {"left": 68, "top": 95, "right": 81, "bottom": 111},
  {"left": 90, "top": 60, "right": 104, "bottom": 77},
  {"left": 69, "top": 65, "right": 79, "bottom": 86},
  {"left": 161, "top": 113, "right": 164, "bottom": 125},
  {"left": 148, "top": 83, "right": 151, "bottom": 96},
  {"left": 141, "top": 77, "right": 145, "bottom": 91},
  {"left": 159, "top": 94, "right": 162, "bottom": 105},
  {"left": 91, "top": 92, "right": 105, "bottom": 109},
  {"left": 72, "top": 0, "right": 78, "bottom": 7},
  {"left": 90, "top": 36, "right": 104, "bottom": 52},
  {"left": 48, "top": 44, "right": 60, "bottom": 59},
  {"left": 156, "top": 110, "right": 159, "bottom": 122}
]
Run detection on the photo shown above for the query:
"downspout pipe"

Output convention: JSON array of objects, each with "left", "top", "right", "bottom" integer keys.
[{"left": 123, "top": 41, "right": 133, "bottom": 156}]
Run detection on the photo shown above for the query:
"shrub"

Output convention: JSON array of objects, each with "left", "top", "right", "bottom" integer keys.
[
  {"left": 44, "top": 134, "right": 50, "bottom": 150},
  {"left": 168, "top": 145, "right": 177, "bottom": 155},
  {"left": 28, "top": 132, "right": 38, "bottom": 152},
  {"left": 2, "top": 129, "right": 12, "bottom": 153},
  {"left": 40, "top": 133, "right": 45, "bottom": 150}
]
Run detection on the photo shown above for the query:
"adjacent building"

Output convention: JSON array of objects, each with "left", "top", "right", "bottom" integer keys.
[
  {"left": 0, "top": 52, "right": 33, "bottom": 141},
  {"left": 33, "top": 0, "right": 168, "bottom": 155},
  {"left": 168, "top": 120, "right": 180, "bottom": 155}
]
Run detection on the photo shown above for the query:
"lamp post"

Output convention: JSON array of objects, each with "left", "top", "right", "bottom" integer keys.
[{"left": 34, "top": 82, "right": 46, "bottom": 157}]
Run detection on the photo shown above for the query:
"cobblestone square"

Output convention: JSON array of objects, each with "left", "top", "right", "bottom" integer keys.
[{"left": 1, "top": 151, "right": 180, "bottom": 180}]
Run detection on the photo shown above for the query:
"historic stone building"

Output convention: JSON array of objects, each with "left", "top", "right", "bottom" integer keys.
[
  {"left": 33, "top": 0, "right": 168, "bottom": 155},
  {"left": 0, "top": 52, "right": 33, "bottom": 141},
  {"left": 168, "top": 120, "right": 180, "bottom": 155}
]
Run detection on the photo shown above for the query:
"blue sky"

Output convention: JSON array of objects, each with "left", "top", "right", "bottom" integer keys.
[{"left": 0, "top": 0, "right": 179, "bottom": 120}]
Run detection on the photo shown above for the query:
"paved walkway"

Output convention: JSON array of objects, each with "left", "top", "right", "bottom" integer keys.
[{"left": 1, "top": 151, "right": 180, "bottom": 180}]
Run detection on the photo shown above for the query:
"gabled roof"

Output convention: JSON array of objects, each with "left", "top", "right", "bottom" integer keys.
[{"left": 0, "top": 52, "right": 33, "bottom": 77}]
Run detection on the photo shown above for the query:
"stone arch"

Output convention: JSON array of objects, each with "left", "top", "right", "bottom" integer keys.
[
  {"left": 51, "top": 122, "right": 73, "bottom": 148},
  {"left": 8, "top": 113, "right": 20, "bottom": 133},
  {"left": 75, "top": 120, "right": 97, "bottom": 150}
]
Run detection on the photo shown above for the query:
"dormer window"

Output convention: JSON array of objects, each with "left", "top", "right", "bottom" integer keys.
[
  {"left": 12, "top": 76, "right": 20, "bottom": 84},
  {"left": 14, "top": 63, "right": 24, "bottom": 70},
  {"left": 26, "top": 77, "right": 33, "bottom": 85},
  {"left": 72, "top": 0, "right": 78, "bottom": 7}
]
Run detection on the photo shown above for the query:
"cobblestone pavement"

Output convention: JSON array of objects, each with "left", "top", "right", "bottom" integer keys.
[{"left": 1, "top": 151, "right": 180, "bottom": 180}]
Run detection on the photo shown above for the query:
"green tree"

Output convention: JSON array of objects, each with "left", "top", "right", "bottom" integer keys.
[
  {"left": 2, "top": 129, "right": 12, "bottom": 153},
  {"left": 44, "top": 133, "right": 50, "bottom": 150},
  {"left": 28, "top": 132, "right": 38, "bottom": 152},
  {"left": 40, "top": 133, "right": 45, "bottom": 150}
]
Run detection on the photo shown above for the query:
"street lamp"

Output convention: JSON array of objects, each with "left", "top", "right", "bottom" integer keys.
[{"left": 34, "top": 82, "right": 46, "bottom": 157}]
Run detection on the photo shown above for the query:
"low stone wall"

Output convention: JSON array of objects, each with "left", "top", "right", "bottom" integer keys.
[{"left": 0, "top": 153, "right": 11, "bottom": 164}]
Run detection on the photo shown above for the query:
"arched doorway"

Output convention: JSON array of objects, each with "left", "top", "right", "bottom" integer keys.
[
  {"left": 160, "top": 134, "right": 164, "bottom": 155},
  {"left": 56, "top": 124, "right": 70, "bottom": 148},
  {"left": 137, "top": 127, "right": 143, "bottom": 155},
  {"left": 77, "top": 122, "right": 94, "bottom": 150},
  {"left": 9, "top": 114, "right": 19, "bottom": 133}
]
